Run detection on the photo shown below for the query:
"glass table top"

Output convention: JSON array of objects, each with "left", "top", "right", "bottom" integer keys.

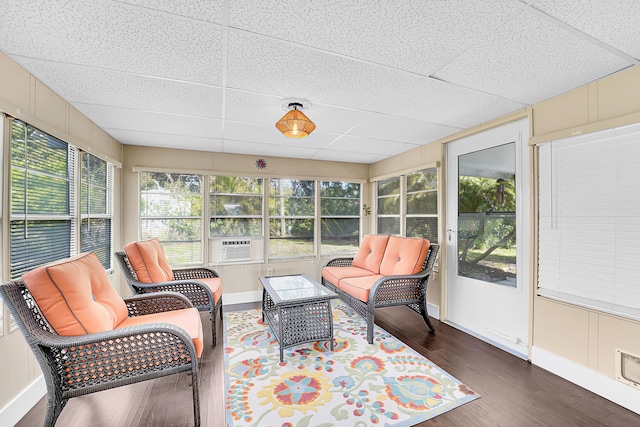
[{"left": 260, "top": 274, "right": 337, "bottom": 303}]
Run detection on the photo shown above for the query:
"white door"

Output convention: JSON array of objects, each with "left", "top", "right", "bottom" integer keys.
[{"left": 445, "top": 119, "right": 530, "bottom": 358}]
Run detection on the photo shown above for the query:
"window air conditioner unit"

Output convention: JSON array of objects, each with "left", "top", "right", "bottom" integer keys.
[{"left": 220, "top": 239, "right": 251, "bottom": 262}]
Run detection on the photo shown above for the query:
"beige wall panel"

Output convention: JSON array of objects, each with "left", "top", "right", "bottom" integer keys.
[
  {"left": 532, "top": 85, "right": 589, "bottom": 137},
  {"left": 533, "top": 297, "right": 589, "bottom": 365},
  {"left": 587, "top": 311, "right": 599, "bottom": 370},
  {"left": 421, "top": 140, "right": 441, "bottom": 162},
  {"left": 33, "top": 80, "right": 66, "bottom": 134},
  {"left": 0, "top": 52, "right": 30, "bottom": 116},
  {"left": 597, "top": 314, "right": 640, "bottom": 379},
  {"left": 68, "top": 105, "right": 92, "bottom": 150},
  {"left": 0, "top": 333, "right": 37, "bottom": 409},
  {"left": 398, "top": 146, "right": 423, "bottom": 171},
  {"left": 597, "top": 66, "right": 640, "bottom": 121},
  {"left": 91, "top": 125, "right": 123, "bottom": 164},
  {"left": 370, "top": 155, "right": 403, "bottom": 180}
]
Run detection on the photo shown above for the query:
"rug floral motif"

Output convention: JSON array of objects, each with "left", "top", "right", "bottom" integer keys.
[{"left": 224, "top": 302, "right": 479, "bottom": 426}]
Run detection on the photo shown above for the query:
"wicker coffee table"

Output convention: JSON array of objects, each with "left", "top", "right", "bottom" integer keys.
[{"left": 260, "top": 274, "right": 338, "bottom": 362}]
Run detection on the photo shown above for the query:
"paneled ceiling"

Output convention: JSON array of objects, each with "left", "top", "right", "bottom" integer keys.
[{"left": 0, "top": 0, "right": 638, "bottom": 164}]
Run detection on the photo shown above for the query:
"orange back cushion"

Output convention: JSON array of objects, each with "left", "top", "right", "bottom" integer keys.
[
  {"left": 380, "top": 236, "right": 430, "bottom": 276},
  {"left": 22, "top": 252, "right": 128, "bottom": 335},
  {"left": 124, "top": 238, "right": 174, "bottom": 283},
  {"left": 352, "top": 234, "right": 390, "bottom": 274}
]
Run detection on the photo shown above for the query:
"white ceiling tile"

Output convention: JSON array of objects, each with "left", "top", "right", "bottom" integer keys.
[
  {"left": 228, "top": 0, "right": 519, "bottom": 75},
  {"left": 433, "top": 11, "right": 633, "bottom": 104},
  {"left": 310, "top": 150, "right": 387, "bottom": 164},
  {"left": 13, "top": 57, "right": 224, "bottom": 118},
  {"left": 221, "top": 140, "right": 324, "bottom": 160},
  {"left": 76, "top": 104, "right": 223, "bottom": 138},
  {"left": 0, "top": 0, "right": 224, "bottom": 84},
  {"left": 108, "top": 129, "right": 225, "bottom": 152},
  {"left": 227, "top": 31, "right": 526, "bottom": 128},
  {"left": 224, "top": 122, "right": 336, "bottom": 148},
  {"left": 117, "top": 0, "right": 225, "bottom": 24},
  {"left": 348, "top": 114, "right": 463, "bottom": 145},
  {"left": 327, "top": 136, "right": 418, "bottom": 156},
  {"left": 525, "top": 0, "right": 640, "bottom": 59}
]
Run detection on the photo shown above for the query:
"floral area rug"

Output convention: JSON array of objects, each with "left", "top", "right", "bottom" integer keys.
[{"left": 224, "top": 301, "right": 479, "bottom": 426}]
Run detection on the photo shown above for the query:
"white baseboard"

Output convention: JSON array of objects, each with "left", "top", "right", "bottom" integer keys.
[
  {"left": 427, "top": 302, "right": 440, "bottom": 320},
  {"left": 223, "top": 290, "right": 262, "bottom": 306},
  {"left": 0, "top": 376, "right": 45, "bottom": 427},
  {"left": 532, "top": 346, "right": 640, "bottom": 415}
]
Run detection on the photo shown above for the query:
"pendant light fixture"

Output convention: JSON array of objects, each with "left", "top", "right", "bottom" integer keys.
[{"left": 275, "top": 100, "right": 316, "bottom": 138}]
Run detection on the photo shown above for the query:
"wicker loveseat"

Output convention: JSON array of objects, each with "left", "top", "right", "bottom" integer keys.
[
  {"left": 322, "top": 235, "right": 439, "bottom": 344},
  {"left": 116, "top": 238, "right": 223, "bottom": 346},
  {"left": 0, "top": 252, "right": 202, "bottom": 427}
]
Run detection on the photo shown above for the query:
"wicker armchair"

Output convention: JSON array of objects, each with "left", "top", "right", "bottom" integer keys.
[
  {"left": 323, "top": 243, "right": 440, "bottom": 344},
  {"left": 0, "top": 281, "right": 201, "bottom": 427},
  {"left": 115, "top": 250, "right": 223, "bottom": 346}
]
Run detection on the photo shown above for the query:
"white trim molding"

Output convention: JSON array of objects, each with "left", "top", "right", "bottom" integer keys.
[
  {"left": 0, "top": 376, "right": 45, "bottom": 427},
  {"left": 532, "top": 346, "right": 640, "bottom": 415}
]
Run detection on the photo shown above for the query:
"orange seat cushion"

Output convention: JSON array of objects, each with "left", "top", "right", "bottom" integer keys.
[
  {"left": 124, "top": 238, "right": 175, "bottom": 283},
  {"left": 351, "top": 234, "right": 390, "bottom": 274},
  {"left": 117, "top": 307, "right": 204, "bottom": 358},
  {"left": 322, "top": 266, "right": 375, "bottom": 287},
  {"left": 22, "top": 252, "right": 128, "bottom": 336},
  {"left": 380, "top": 236, "right": 430, "bottom": 276},
  {"left": 338, "top": 275, "right": 383, "bottom": 302},
  {"left": 199, "top": 277, "right": 223, "bottom": 304}
]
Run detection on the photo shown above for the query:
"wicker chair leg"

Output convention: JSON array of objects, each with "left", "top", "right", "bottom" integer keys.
[
  {"left": 190, "top": 371, "right": 201, "bottom": 427},
  {"left": 419, "top": 301, "right": 436, "bottom": 333},
  {"left": 366, "top": 309, "right": 375, "bottom": 344},
  {"left": 43, "top": 395, "right": 65, "bottom": 427},
  {"left": 210, "top": 309, "right": 216, "bottom": 347}
]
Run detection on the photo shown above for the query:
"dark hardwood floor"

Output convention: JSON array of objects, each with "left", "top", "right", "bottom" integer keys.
[{"left": 16, "top": 303, "right": 640, "bottom": 427}]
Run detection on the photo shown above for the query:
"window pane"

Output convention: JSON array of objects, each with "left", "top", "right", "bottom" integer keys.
[
  {"left": 10, "top": 120, "right": 74, "bottom": 279},
  {"left": 81, "top": 218, "right": 111, "bottom": 269},
  {"left": 377, "top": 195, "right": 400, "bottom": 215},
  {"left": 377, "top": 217, "right": 400, "bottom": 235},
  {"left": 406, "top": 217, "right": 438, "bottom": 241},
  {"left": 140, "top": 172, "right": 203, "bottom": 264},
  {"left": 321, "top": 218, "right": 359, "bottom": 256},
  {"left": 269, "top": 218, "right": 314, "bottom": 257},
  {"left": 10, "top": 220, "right": 71, "bottom": 279},
  {"left": 269, "top": 179, "right": 314, "bottom": 216},
  {"left": 210, "top": 194, "right": 262, "bottom": 216},
  {"left": 377, "top": 177, "right": 400, "bottom": 196},
  {"left": 210, "top": 176, "right": 263, "bottom": 241},
  {"left": 407, "top": 191, "right": 437, "bottom": 215},
  {"left": 407, "top": 169, "right": 437, "bottom": 192},
  {"left": 210, "top": 218, "right": 262, "bottom": 237}
]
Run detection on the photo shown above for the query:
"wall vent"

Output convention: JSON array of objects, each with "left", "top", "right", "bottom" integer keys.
[
  {"left": 616, "top": 349, "right": 640, "bottom": 390},
  {"left": 221, "top": 239, "right": 251, "bottom": 261}
]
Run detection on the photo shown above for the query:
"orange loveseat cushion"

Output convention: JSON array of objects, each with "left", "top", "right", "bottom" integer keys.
[
  {"left": 22, "top": 252, "right": 128, "bottom": 336},
  {"left": 322, "top": 266, "right": 375, "bottom": 287},
  {"left": 338, "top": 275, "right": 384, "bottom": 302},
  {"left": 124, "top": 238, "right": 175, "bottom": 283},
  {"left": 379, "top": 236, "right": 430, "bottom": 276},
  {"left": 117, "top": 307, "right": 204, "bottom": 358},
  {"left": 351, "top": 234, "right": 390, "bottom": 274},
  {"left": 199, "top": 277, "right": 223, "bottom": 304}
]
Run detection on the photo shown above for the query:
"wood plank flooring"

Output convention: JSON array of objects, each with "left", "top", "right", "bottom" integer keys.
[{"left": 16, "top": 303, "right": 640, "bottom": 426}]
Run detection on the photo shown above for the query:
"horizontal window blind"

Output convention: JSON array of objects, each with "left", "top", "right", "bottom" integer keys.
[{"left": 538, "top": 123, "right": 640, "bottom": 320}]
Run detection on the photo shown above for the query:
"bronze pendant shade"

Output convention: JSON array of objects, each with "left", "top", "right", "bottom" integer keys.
[{"left": 275, "top": 102, "right": 316, "bottom": 138}]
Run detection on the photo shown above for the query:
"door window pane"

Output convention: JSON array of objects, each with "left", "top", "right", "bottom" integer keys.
[{"left": 458, "top": 143, "right": 516, "bottom": 285}]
